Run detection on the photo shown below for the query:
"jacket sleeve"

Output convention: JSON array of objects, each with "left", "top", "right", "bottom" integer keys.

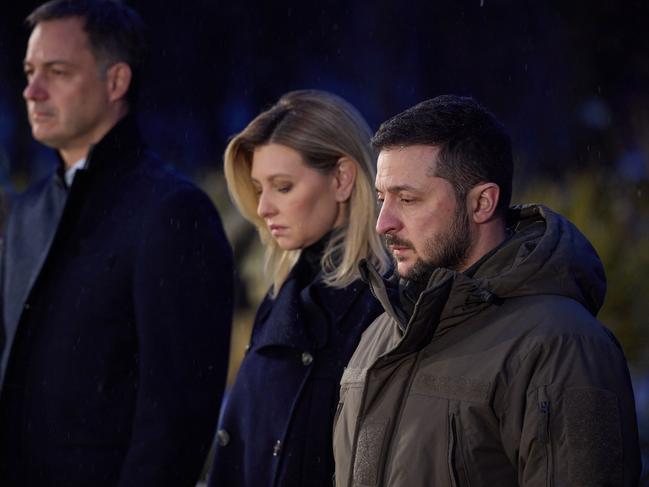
[
  {"left": 499, "top": 328, "right": 642, "bottom": 487},
  {"left": 118, "top": 186, "right": 233, "bottom": 487}
]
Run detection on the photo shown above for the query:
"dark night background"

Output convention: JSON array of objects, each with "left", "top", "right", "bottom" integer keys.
[
  {"left": 1, "top": 0, "right": 648, "bottom": 479},
  {"left": 2, "top": 0, "right": 648, "bottom": 184}
]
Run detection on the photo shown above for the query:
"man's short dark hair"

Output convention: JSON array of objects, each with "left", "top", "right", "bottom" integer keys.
[
  {"left": 26, "top": 0, "right": 147, "bottom": 105},
  {"left": 372, "top": 95, "right": 513, "bottom": 215}
]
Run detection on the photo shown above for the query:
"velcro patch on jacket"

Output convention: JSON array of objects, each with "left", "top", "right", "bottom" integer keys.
[
  {"left": 564, "top": 388, "right": 623, "bottom": 486},
  {"left": 353, "top": 419, "right": 388, "bottom": 486},
  {"left": 341, "top": 367, "right": 367, "bottom": 385},
  {"left": 410, "top": 374, "right": 491, "bottom": 403}
]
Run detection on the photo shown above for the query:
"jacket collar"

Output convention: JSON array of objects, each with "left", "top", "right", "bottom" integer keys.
[{"left": 361, "top": 259, "right": 496, "bottom": 354}]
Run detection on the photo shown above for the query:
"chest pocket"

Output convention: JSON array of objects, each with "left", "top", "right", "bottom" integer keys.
[
  {"left": 335, "top": 367, "right": 366, "bottom": 427},
  {"left": 448, "top": 402, "right": 471, "bottom": 487},
  {"left": 332, "top": 367, "right": 369, "bottom": 486},
  {"left": 407, "top": 373, "right": 496, "bottom": 487}
]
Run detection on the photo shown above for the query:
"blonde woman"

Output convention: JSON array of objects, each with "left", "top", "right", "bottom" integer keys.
[{"left": 208, "top": 90, "right": 390, "bottom": 487}]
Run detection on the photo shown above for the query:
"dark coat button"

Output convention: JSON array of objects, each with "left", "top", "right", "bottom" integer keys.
[{"left": 301, "top": 352, "right": 313, "bottom": 366}]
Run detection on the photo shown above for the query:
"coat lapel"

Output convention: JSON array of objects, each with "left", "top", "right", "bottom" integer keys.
[{"left": 1, "top": 173, "right": 67, "bottom": 382}]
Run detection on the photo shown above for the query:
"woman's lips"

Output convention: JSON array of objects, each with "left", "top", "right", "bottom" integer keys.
[{"left": 269, "top": 224, "right": 287, "bottom": 236}]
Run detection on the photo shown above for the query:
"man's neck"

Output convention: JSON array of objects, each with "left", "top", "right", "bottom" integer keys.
[
  {"left": 59, "top": 105, "right": 129, "bottom": 169},
  {"left": 60, "top": 147, "right": 92, "bottom": 170},
  {"left": 458, "top": 221, "right": 507, "bottom": 273}
]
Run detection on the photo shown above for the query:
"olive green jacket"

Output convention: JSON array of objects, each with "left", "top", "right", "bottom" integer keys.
[{"left": 333, "top": 205, "right": 641, "bottom": 487}]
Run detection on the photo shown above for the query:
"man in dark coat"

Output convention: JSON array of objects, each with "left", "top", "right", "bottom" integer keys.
[
  {"left": 0, "top": 1, "right": 233, "bottom": 486},
  {"left": 333, "top": 95, "right": 642, "bottom": 486}
]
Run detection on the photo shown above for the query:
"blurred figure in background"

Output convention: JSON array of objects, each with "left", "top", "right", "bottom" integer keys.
[
  {"left": 208, "top": 90, "right": 390, "bottom": 487},
  {"left": 0, "top": 1, "right": 233, "bottom": 485}
]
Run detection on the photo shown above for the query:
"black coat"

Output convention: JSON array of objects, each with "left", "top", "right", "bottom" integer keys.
[
  {"left": 208, "top": 250, "right": 384, "bottom": 487},
  {"left": 0, "top": 116, "right": 233, "bottom": 487}
]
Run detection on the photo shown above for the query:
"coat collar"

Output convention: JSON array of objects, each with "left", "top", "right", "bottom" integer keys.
[
  {"left": 59, "top": 114, "right": 145, "bottom": 190},
  {"left": 252, "top": 256, "right": 365, "bottom": 352}
]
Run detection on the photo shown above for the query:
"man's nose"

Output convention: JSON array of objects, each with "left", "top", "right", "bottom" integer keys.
[
  {"left": 23, "top": 74, "right": 48, "bottom": 102},
  {"left": 376, "top": 201, "right": 400, "bottom": 236}
]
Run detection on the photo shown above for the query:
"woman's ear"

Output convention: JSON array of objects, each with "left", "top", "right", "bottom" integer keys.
[
  {"left": 105, "top": 62, "right": 132, "bottom": 103},
  {"left": 468, "top": 182, "right": 500, "bottom": 224},
  {"left": 333, "top": 157, "right": 358, "bottom": 202}
]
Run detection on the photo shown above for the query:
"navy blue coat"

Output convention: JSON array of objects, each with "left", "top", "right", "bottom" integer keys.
[
  {"left": 208, "top": 250, "right": 383, "bottom": 487},
  {"left": 0, "top": 116, "right": 233, "bottom": 487}
]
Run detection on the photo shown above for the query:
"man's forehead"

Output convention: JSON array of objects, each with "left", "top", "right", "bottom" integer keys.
[
  {"left": 378, "top": 144, "right": 440, "bottom": 163},
  {"left": 26, "top": 17, "right": 91, "bottom": 61},
  {"left": 376, "top": 144, "right": 439, "bottom": 185}
]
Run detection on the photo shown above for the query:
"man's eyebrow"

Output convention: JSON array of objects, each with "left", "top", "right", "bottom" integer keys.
[
  {"left": 376, "top": 184, "right": 420, "bottom": 193},
  {"left": 23, "top": 60, "right": 75, "bottom": 68}
]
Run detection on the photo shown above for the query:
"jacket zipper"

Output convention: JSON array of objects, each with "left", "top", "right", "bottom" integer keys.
[
  {"left": 364, "top": 263, "right": 404, "bottom": 326},
  {"left": 538, "top": 387, "right": 553, "bottom": 487}
]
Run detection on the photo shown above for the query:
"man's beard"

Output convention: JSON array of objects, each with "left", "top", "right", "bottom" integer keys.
[{"left": 386, "top": 202, "right": 472, "bottom": 283}]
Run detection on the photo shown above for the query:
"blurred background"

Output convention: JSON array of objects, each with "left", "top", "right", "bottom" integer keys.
[{"left": 1, "top": 0, "right": 648, "bottom": 481}]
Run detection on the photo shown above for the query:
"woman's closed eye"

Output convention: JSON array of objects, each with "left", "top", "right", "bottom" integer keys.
[{"left": 276, "top": 184, "right": 292, "bottom": 194}]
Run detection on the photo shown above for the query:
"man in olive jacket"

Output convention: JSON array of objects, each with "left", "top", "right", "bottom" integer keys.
[
  {"left": 333, "top": 95, "right": 641, "bottom": 486},
  {"left": 0, "top": 1, "right": 232, "bottom": 485}
]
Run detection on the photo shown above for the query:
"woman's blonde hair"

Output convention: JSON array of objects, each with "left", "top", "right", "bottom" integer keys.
[{"left": 224, "top": 89, "right": 390, "bottom": 295}]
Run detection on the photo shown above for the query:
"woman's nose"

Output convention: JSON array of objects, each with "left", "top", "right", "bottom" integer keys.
[{"left": 257, "top": 191, "right": 277, "bottom": 219}]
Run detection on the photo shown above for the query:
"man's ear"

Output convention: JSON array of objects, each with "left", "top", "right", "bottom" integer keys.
[
  {"left": 333, "top": 157, "right": 358, "bottom": 202},
  {"left": 468, "top": 182, "right": 500, "bottom": 224},
  {"left": 105, "top": 62, "right": 132, "bottom": 103}
]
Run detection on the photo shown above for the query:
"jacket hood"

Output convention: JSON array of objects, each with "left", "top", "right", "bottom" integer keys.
[
  {"left": 471, "top": 204, "right": 606, "bottom": 315},
  {"left": 361, "top": 204, "right": 606, "bottom": 331}
]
